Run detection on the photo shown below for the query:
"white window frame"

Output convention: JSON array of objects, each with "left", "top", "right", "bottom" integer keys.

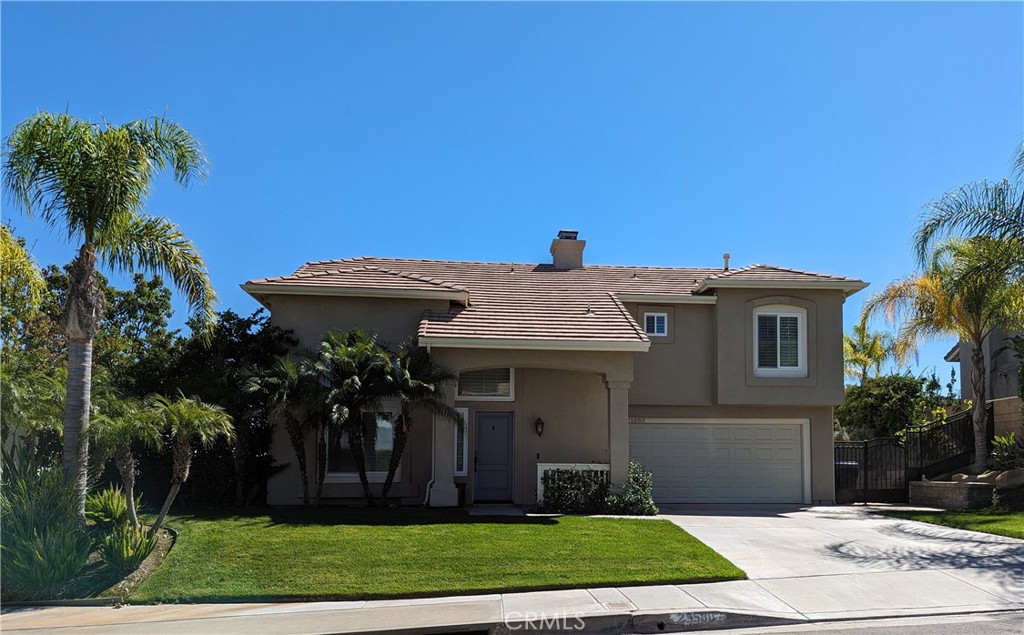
[
  {"left": 456, "top": 368, "right": 515, "bottom": 401},
  {"left": 324, "top": 404, "right": 400, "bottom": 483},
  {"left": 643, "top": 312, "right": 669, "bottom": 337},
  {"left": 454, "top": 407, "right": 469, "bottom": 477},
  {"left": 753, "top": 305, "right": 807, "bottom": 378}
]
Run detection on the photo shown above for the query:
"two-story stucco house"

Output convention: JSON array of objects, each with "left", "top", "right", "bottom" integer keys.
[{"left": 243, "top": 231, "right": 868, "bottom": 507}]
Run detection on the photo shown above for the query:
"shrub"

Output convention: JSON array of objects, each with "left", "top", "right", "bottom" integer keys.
[
  {"left": 991, "top": 432, "right": 1024, "bottom": 472},
  {"left": 605, "top": 461, "right": 659, "bottom": 516},
  {"left": 538, "top": 468, "right": 609, "bottom": 514},
  {"left": 85, "top": 484, "right": 141, "bottom": 533},
  {"left": 1, "top": 446, "right": 92, "bottom": 600},
  {"left": 99, "top": 523, "right": 157, "bottom": 576}
]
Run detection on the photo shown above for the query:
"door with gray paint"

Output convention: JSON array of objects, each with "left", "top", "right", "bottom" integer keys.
[{"left": 475, "top": 412, "right": 513, "bottom": 502}]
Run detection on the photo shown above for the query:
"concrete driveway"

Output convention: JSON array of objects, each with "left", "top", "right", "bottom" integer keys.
[{"left": 660, "top": 505, "right": 1024, "bottom": 620}]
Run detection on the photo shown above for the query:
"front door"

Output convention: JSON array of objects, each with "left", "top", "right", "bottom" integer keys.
[{"left": 475, "top": 412, "right": 513, "bottom": 502}]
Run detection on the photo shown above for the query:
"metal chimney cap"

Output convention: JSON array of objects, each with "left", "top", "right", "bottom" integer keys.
[{"left": 557, "top": 230, "right": 579, "bottom": 240}]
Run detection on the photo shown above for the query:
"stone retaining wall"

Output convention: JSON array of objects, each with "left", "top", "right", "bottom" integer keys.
[{"left": 908, "top": 481, "right": 994, "bottom": 510}]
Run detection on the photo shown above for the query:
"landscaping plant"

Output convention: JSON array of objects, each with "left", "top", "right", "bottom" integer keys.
[
  {"left": 539, "top": 468, "right": 610, "bottom": 515},
  {"left": 99, "top": 522, "right": 158, "bottom": 576},
  {"left": 0, "top": 445, "right": 92, "bottom": 600},
  {"left": 991, "top": 432, "right": 1024, "bottom": 472},
  {"left": 606, "top": 461, "right": 659, "bottom": 516}
]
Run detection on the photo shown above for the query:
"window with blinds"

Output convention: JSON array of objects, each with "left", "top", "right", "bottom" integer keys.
[
  {"left": 755, "top": 307, "right": 806, "bottom": 377},
  {"left": 457, "top": 368, "right": 513, "bottom": 399}
]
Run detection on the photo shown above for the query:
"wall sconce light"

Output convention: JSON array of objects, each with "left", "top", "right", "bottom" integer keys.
[{"left": 534, "top": 418, "right": 545, "bottom": 437}]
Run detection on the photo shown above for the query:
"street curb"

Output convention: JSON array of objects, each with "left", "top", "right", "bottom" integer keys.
[{"left": 488, "top": 610, "right": 803, "bottom": 635}]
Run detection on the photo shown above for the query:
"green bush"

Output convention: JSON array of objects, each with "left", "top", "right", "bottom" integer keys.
[
  {"left": 99, "top": 523, "right": 157, "bottom": 576},
  {"left": 85, "top": 484, "right": 140, "bottom": 533},
  {"left": 991, "top": 433, "right": 1024, "bottom": 472},
  {"left": 538, "top": 468, "right": 609, "bottom": 514},
  {"left": 606, "top": 461, "right": 659, "bottom": 516},
  {"left": 835, "top": 375, "right": 924, "bottom": 439},
  {"left": 1, "top": 446, "right": 92, "bottom": 600}
]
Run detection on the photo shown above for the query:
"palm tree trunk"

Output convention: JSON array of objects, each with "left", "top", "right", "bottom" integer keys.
[
  {"left": 381, "top": 415, "right": 408, "bottom": 502},
  {"left": 314, "top": 421, "right": 327, "bottom": 507},
  {"left": 63, "top": 338, "right": 93, "bottom": 520},
  {"left": 115, "top": 450, "right": 139, "bottom": 528},
  {"left": 151, "top": 439, "right": 192, "bottom": 535},
  {"left": 346, "top": 418, "right": 375, "bottom": 507},
  {"left": 284, "top": 417, "right": 310, "bottom": 506},
  {"left": 970, "top": 343, "right": 989, "bottom": 469}
]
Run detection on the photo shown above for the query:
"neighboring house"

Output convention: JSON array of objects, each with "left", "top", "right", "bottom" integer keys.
[
  {"left": 946, "top": 328, "right": 1022, "bottom": 401},
  {"left": 243, "top": 231, "right": 867, "bottom": 507}
]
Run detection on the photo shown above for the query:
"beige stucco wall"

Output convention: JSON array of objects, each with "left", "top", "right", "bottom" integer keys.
[
  {"left": 993, "top": 397, "right": 1023, "bottom": 437},
  {"left": 627, "top": 303, "right": 715, "bottom": 405},
  {"left": 715, "top": 289, "right": 846, "bottom": 406},
  {"left": 629, "top": 404, "right": 837, "bottom": 504}
]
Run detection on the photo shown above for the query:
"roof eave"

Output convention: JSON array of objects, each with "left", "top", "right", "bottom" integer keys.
[
  {"left": 617, "top": 293, "right": 717, "bottom": 305},
  {"left": 417, "top": 336, "right": 651, "bottom": 353},
  {"left": 240, "top": 282, "right": 470, "bottom": 305},
  {"left": 694, "top": 279, "right": 870, "bottom": 297}
]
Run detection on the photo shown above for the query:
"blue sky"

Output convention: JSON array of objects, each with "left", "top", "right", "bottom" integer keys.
[{"left": 3, "top": 1, "right": 1022, "bottom": 384}]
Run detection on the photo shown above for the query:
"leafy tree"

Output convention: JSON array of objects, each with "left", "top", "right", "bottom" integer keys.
[
  {"left": 4, "top": 112, "right": 216, "bottom": 516},
  {"left": 0, "top": 225, "right": 47, "bottom": 352},
  {"left": 834, "top": 374, "right": 924, "bottom": 439},
  {"left": 843, "top": 319, "right": 893, "bottom": 384},
  {"left": 863, "top": 238, "right": 1024, "bottom": 468},
  {"left": 383, "top": 342, "right": 460, "bottom": 501},
  {"left": 148, "top": 394, "right": 234, "bottom": 534}
]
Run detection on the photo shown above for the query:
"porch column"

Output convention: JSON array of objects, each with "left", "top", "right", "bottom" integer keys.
[
  {"left": 605, "top": 379, "right": 631, "bottom": 485},
  {"left": 429, "top": 381, "right": 459, "bottom": 507}
]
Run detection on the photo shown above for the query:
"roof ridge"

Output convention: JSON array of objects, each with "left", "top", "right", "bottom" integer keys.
[{"left": 303, "top": 256, "right": 729, "bottom": 273}]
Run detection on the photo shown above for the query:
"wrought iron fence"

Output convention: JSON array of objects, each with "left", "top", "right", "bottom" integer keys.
[
  {"left": 835, "top": 438, "right": 907, "bottom": 503},
  {"left": 904, "top": 405, "right": 993, "bottom": 479}
]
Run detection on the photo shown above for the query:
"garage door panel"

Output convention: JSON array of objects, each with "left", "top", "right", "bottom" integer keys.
[{"left": 631, "top": 421, "right": 805, "bottom": 504}]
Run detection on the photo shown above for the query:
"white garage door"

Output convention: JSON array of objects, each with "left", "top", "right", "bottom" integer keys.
[{"left": 630, "top": 420, "right": 808, "bottom": 504}]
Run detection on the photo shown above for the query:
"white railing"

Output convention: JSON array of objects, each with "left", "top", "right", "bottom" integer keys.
[{"left": 536, "top": 462, "right": 611, "bottom": 505}]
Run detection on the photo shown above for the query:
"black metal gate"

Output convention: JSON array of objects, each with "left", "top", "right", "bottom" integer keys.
[{"left": 834, "top": 438, "right": 908, "bottom": 504}]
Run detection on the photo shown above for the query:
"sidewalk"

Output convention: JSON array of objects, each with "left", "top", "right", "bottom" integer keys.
[{"left": 2, "top": 506, "right": 1022, "bottom": 634}]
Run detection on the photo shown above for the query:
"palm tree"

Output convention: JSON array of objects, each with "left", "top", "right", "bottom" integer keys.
[
  {"left": 3, "top": 112, "right": 216, "bottom": 516},
  {"left": 305, "top": 329, "right": 393, "bottom": 507},
  {"left": 863, "top": 238, "right": 1024, "bottom": 468},
  {"left": 843, "top": 320, "right": 894, "bottom": 384},
  {"left": 242, "top": 358, "right": 314, "bottom": 506},
  {"left": 382, "top": 342, "right": 461, "bottom": 501},
  {"left": 0, "top": 362, "right": 65, "bottom": 463},
  {"left": 88, "top": 392, "right": 162, "bottom": 528},
  {"left": 148, "top": 393, "right": 233, "bottom": 534},
  {"left": 914, "top": 143, "right": 1024, "bottom": 277}
]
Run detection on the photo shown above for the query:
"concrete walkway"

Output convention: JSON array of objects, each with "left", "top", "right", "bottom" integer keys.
[{"left": 2, "top": 506, "right": 1021, "bottom": 634}]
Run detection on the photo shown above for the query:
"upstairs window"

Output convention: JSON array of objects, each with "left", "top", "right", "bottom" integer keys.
[
  {"left": 754, "top": 306, "right": 806, "bottom": 378},
  {"left": 457, "top": 368, "right": 513, "bottom": 400},
  {"left": 644, "top": 312, "right": 668, "bottom": 337}
]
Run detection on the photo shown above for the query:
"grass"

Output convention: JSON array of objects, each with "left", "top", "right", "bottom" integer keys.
[
  {"left": 879, "top": 510, "right": 1024, "bottom": 540},
  {"left": 131, "top": 507, "right": 744, "bottom": 602}
]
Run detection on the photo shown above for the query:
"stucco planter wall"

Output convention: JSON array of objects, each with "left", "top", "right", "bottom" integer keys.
[{"left": 908, "top": 481, "right": 994, "bottom": 510}]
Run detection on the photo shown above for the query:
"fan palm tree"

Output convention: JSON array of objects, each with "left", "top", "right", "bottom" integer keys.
[
  {"left": 843, "top": 320, "right": 894, "bottom": 384},
  {"left": 305, "top": 329, "right": 393, "bottom": 507},
  {"left": 3, "top": 112, "right": 216, "bottom": 516},
  {"left": 242, "top": 358, "right": 314, "bottom": 506},
  {"left": 148, "top": 393, "right": 233, "bottom": 534},
  {"left": 88, "top": 392, "right": 162, "bottom": 528},
  {"left": 863, "top": 238, "right": 1024, "bottom": 468},
  {"left": 382, "top": 342, "right": 461, "bottom": 501}
]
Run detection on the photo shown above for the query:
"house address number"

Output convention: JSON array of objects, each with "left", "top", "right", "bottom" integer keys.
[{"left": 628, "top": 417, "right": 646, "bottom": 424}]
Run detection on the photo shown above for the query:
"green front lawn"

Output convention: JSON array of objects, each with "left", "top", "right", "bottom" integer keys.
[
  {"left": 880, "top": 510, "right": 1024, "bottom": 540},
  {"left": 132, "top": 508, "right": 744, "bottom": 602}
]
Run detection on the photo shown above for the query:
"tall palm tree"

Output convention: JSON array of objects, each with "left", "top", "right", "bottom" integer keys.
[
  {"left": 3, "top": 112, "right": 216, "bottom": 516},
  {"left": 88, "top": 391, "right": 162, "bottom": 528},
  {"left": 863, "top": 238, "right": 1024, "bottom": 468},
  {"left": 914, "top": 143, "right": 1024, "bottom": 277},
  {"left": 843, "top": 320, "right": 894, "bottom": 384},
  {"left": 382, "top": 342, "right": 461, "bottom": 501},
  {"left": 242, "top": 358, "right": 314, "bottom": 506},
  {"left": 148, "top": 393, "right": 234, "bottom": 534},
  {"left": 305, "top": 329, "right": 393, "bottom": 507}
]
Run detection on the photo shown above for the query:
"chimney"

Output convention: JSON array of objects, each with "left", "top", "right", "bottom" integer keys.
[
  {"left": 723, "top": 253, "right": 731, "bottom": 271},
  {"left": 550, "top": 230, "right": 585, "bottom": 270}
]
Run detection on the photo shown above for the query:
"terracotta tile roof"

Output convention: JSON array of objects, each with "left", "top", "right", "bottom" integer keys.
[{"left": 244, "top": 257, "right": 865, "bottom": 349}]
